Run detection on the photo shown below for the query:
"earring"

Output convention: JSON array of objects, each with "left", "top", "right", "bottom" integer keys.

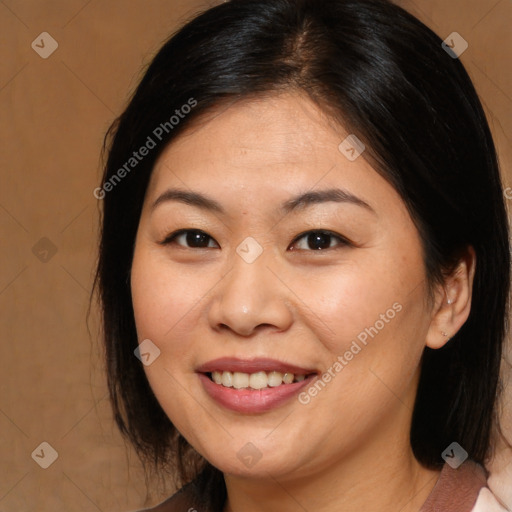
[
  {"left": 441, "top": 331, "right": 452, "bottom": 340},
  {"left": 447, "top": 298, "right": 453, "bottom": 304}
]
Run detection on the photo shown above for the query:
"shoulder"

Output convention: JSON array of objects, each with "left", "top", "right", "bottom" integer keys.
[
  {"left": 420, "top": 460, "right": 509, "bottom": 512},
  {"left": 132, "top": 460, "right": 509, "bottom": 512},
  {"left": 132, "top": 466, "right": 224, "bottom": 512},
  {"left": 132, "top": 481, "right": 202, "bottom": 512},
  {"left": 472, "top": 487, "right": 510, "bottom": 512}
]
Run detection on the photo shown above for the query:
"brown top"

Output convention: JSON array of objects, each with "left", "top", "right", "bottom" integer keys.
[
  {"left": 137, "top": 460, "right": 488, "bottom": 512},
  {"left": 419, "top": 460, "right": 488, "bottom": 511}
]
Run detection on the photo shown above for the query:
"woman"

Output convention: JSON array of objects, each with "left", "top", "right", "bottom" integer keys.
[{"left": 95, "top": 0, "right": 511, "bottom": 510}]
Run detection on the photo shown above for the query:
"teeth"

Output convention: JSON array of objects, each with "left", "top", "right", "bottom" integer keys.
[
  {"left": 249, "top": 371, "right": 268, "bottom": 389},
  {"left": 233, "top": 372, "right": 249, "bottom": 389},
  {"left": 221, "top": 371, "right": 233, "bottom": 387},
  {"left": 210, "top": 370, "right": 308, "bottom": 389},
  {"left": 267, "top": 371, "right": 284, "bottom": 387},
  {"left": 282, "top": 372, "right": 294, "bottom": 384}
]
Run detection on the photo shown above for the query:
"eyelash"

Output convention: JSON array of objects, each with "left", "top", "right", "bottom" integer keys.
[{"left": 159, "top": 229, "right": 352, "bottom": 252}]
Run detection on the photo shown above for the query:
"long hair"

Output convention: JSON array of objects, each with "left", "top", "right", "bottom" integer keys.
[{"left": 95, "top": 0, "right": 510, "bottom": 507}]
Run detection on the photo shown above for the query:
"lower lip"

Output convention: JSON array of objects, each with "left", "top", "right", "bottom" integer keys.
[{"left": 198, "top": 373, "right": 316, "bottom": 413}]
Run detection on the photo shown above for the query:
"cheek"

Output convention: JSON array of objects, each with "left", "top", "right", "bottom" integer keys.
[
  {"left": 130, "top": 245, "right": 211, "bottom": 437},
  {"left": 300, "top": 247, "right": 429, "bottom": 395},
  {"left": 130, "top": 245, "right": 207, "bottom": 349},
  {"left": 290, "top": 254, "right": 421, "bottom": 355},
  {"left": 297, "top": 285, "right": 428, "bottom": 443}
]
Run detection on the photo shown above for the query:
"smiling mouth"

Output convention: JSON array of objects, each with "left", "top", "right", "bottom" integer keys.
[{"left": 205, "top": 370, "right": 316, "bottom": 390}]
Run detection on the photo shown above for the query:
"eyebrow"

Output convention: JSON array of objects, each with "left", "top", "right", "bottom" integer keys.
[
  {"left": 280, "top": 188, "right": 375, "bottom": 215},
  {"left": 151, "top": 187, "right": 376, "bottom": 215}
]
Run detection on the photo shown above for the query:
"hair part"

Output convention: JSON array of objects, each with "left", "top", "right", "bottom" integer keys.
[{"left": 95, "top": 0, "right": 510, "bottom": 505}]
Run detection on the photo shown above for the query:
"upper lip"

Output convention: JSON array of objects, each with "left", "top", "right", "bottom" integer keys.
[{"left": 196, "top": 357, "right": 317, "bottom": 375}]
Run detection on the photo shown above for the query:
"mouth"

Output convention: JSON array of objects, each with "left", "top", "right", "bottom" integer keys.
[
  {"left": 196, "top": 358, "right": 318, "bottom": 413},
  {"left": 205, "top": 370, "right": 315, "bottom": 389}
]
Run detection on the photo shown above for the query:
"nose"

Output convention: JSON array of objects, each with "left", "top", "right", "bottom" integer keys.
[{"left": 207, "top": 248, "right": 293, "bottom": 337}]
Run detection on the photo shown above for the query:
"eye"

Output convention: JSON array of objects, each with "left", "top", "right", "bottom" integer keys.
[
  {"left": 160, "top": 228, "right": 351, "bottom": 251},
  {"left": 160, "top": 229, "right": 219, "bottom": 249},
  {"left": 289, "top": 230, "right": 351, "bottom": 251}
]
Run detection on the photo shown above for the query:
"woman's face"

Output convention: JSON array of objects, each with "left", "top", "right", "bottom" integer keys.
[{"left": 131, "top": 91, "right": 436, "bottom": 480}]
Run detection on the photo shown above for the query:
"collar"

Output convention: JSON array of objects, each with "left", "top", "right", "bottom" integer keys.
[
  {"left": 420, "top": 460, "right": 488, "bottom": 512},
  {"left": 140, "top": 460, "right": 488, "bottom": 512}
]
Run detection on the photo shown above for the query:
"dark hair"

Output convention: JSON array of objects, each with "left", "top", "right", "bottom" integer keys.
[{"left": 95, "top": 0, "right": 510, "bottom": 507}]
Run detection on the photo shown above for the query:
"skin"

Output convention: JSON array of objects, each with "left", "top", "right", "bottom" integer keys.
[{"left": 130, "top": 91, "right": 475, "bottom": 512}]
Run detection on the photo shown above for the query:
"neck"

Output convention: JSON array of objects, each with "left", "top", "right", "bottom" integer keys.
[
  {"left": 222, "top": 382, "right": 440, "bottom": 512},
  {"left": 224, "top": 453, "right": 439, "bottom": 512}
]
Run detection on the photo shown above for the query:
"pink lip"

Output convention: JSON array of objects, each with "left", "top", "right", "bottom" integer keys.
[
  {"left": 196, "top": 358, "right": 318, "bottom": 414},
  {"left": 198, "top": 374, "right": 316, "bottom": 413},
  {"left": 196, "top": 357, "right": 316, "bottom": 375}
]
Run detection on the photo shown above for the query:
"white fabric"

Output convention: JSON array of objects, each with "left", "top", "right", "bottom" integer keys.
[
  {"left": 472, "top": 488, "right": 510, "bottom": 512},
  {"left": 487, "top": 462, "right": 512, "bottom": 511}
]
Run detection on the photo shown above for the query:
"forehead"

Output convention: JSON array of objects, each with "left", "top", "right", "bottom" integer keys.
[
  {"left": 146, "top": 91, "right": 402, "bottom": 217},
  {"left": 157, "top": 92, "right": 337, "bottom": 170}
]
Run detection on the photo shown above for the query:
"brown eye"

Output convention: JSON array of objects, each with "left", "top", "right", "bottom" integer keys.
[
  {"left": 161, "top": 229, "right": 219, "bottom": 249},
  {"left": 290, "top": 230, "right": 350, "bottom": 251}
]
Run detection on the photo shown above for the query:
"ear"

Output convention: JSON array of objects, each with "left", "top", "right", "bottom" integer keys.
[{"left": 425, "top": 246, "right": 476, "bottom": 349}]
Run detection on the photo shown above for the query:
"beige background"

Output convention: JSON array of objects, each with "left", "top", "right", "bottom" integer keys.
[{"left": 0, "top": 0, "right": 511, "bottom": 510}]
